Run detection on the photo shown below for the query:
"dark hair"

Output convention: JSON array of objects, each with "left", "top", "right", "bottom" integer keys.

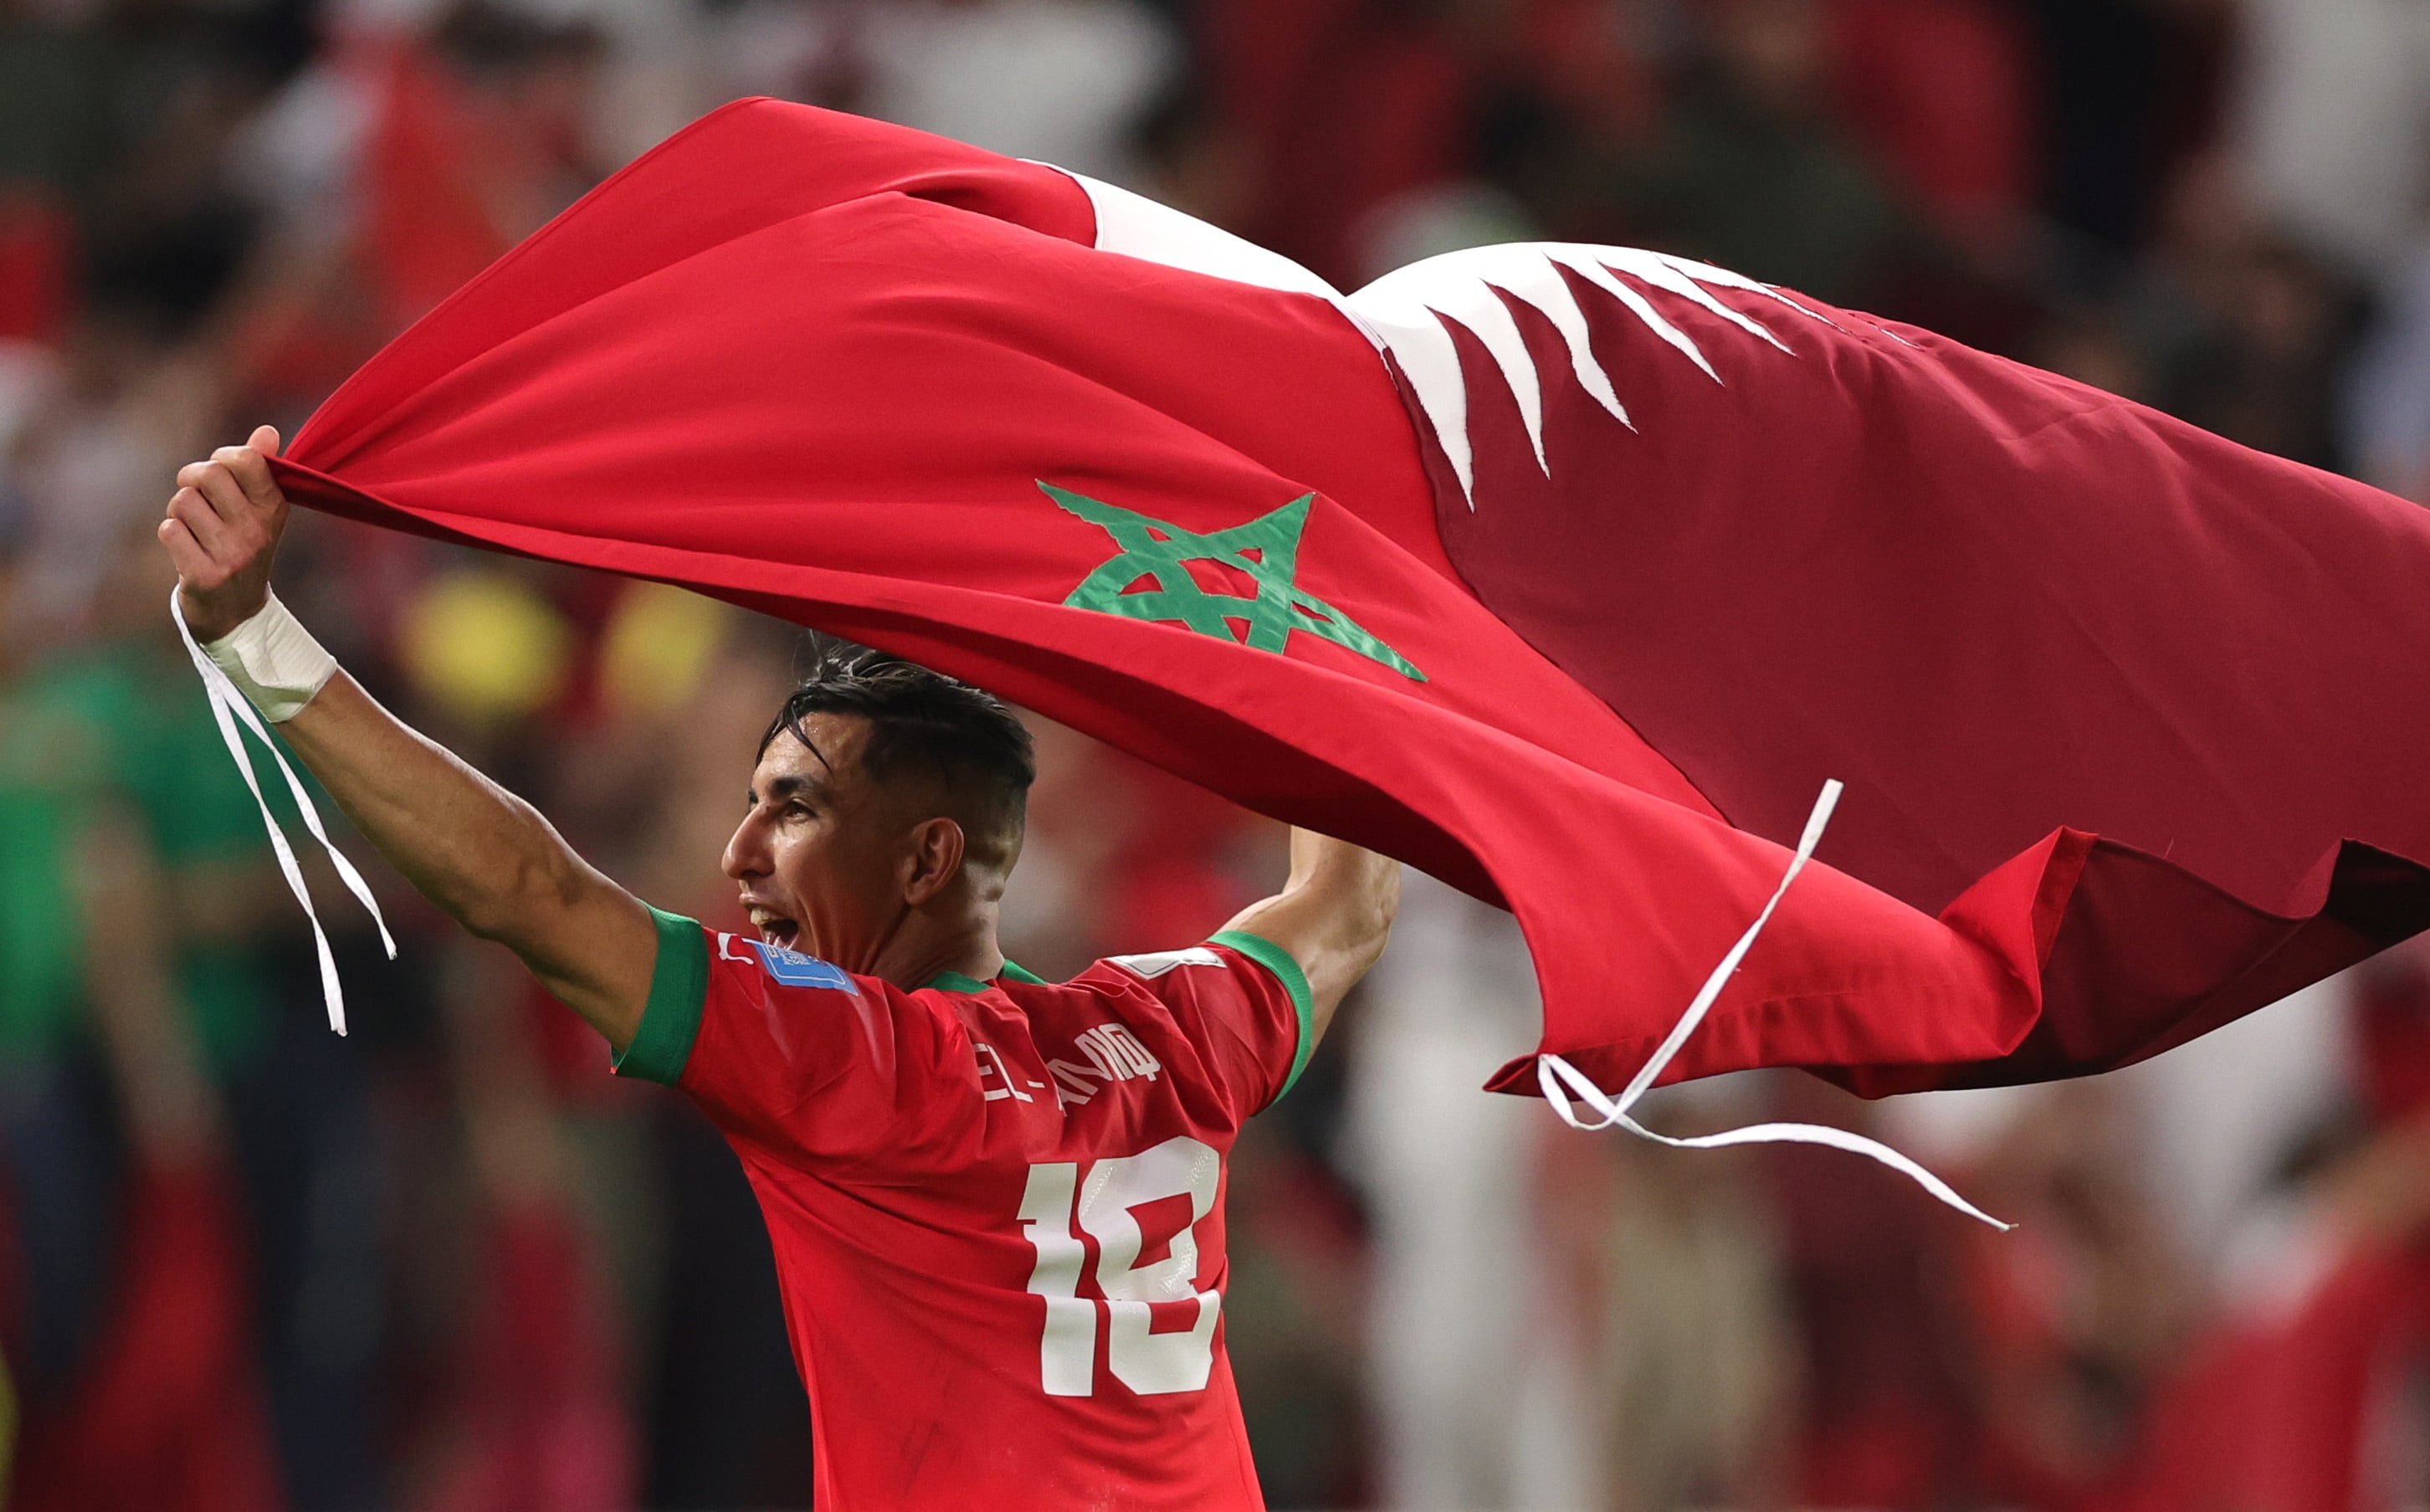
[{"left": 758, "top": 642, "right": 1035, "bottom": 860}]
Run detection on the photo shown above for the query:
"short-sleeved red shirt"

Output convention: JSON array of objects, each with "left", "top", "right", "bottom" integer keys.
[{"left": 613, "top": 907, "right": 1315, "bottom": 1510}]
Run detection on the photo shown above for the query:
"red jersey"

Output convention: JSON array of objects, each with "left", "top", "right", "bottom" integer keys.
[{"left": 613, "top": 906, "right": 1315, "bottom": 1510}]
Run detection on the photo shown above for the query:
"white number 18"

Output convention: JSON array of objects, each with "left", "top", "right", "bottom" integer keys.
[{"left": 1018, "top": 1135, "right": 1223, "bottom": 1397}]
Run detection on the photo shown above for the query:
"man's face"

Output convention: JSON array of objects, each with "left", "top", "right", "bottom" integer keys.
[{"left": 721, "top": 712, "right": 921, "bottom": 972}]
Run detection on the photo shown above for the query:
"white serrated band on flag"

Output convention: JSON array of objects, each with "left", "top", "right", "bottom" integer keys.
[
  {"left": 1344, "top": 243, "right": 1836, "bottom": 510},
  {"left": 1535, "top": 778, "right": 2012, "bottom": 1232},
  {"left": 171, "top": 588, "right": 395, "bottom": 1034}
]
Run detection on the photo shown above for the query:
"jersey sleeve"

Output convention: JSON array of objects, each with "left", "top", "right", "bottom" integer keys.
[
  {"left": 1095, "top": 930, "right": 1316, "bottom": 1120},
  {"left": 610, "top": 905, "right": 964, "bottom": 1160}
]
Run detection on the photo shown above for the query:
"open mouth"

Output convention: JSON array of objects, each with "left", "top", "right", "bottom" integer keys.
[{"left": 747, "top": 907, "right": 802, "bottom": 951}]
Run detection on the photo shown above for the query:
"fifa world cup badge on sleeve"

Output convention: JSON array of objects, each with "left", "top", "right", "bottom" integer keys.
[{"left": 745, "top": 940, "right": 859, "bottom": 992}]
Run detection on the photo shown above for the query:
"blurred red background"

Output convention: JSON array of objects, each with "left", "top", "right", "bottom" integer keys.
[{"left": 3, "top": 2, "right": 2427, "bottom": 1508}]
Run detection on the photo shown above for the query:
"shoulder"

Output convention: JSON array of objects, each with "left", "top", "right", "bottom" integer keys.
[
  {"left": 624, "top": 915, "right": 1031, "bottom": 1162},
  {"left": 1055, "top": 932, "right": 1315, "bottom": 1114},
  {"left": 618, "top": 914, "right": 952, "bottom": 1089},
  {"left": 1104, "top": 935, "right": 1310, "bottom": 1004}
]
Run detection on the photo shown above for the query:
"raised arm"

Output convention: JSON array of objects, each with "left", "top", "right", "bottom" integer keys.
[
  {"left": 1220, "top": 828, "right": 1398, "bottom": 1048},
  {"left": 158, "top": 428, "right": 659, "bottom": 1051}
]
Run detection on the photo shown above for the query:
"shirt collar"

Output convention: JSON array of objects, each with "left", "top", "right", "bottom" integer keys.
[{"left": 923, "top": 960, "right": 1045, "bottom": 993}]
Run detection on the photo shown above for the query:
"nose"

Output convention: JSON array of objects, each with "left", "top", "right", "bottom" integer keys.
[{"left": 721, "top": 807, "right": 771, "bottom": 883}]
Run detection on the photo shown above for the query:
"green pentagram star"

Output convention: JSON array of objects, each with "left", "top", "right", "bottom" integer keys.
[{"left": 1043, "top": 482, "right": 1426, "bottom": 682}]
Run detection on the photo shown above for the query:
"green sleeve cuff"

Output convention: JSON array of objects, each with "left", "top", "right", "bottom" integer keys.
[
  {"left": 613, "top": 905, "right": 709, "bottom": 1085},
  {"left": 1208, "top": 930, "right": 1316, "bottom": 1102}
]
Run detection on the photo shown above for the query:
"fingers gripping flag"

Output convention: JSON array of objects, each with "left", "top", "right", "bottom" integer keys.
[{"left": 245, "top": 101, "right": 2430, "bottom": 1221}]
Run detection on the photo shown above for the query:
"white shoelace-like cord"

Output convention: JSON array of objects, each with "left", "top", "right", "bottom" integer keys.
[
  {"left": 1535, "top": 780, "right": 2012, "bottom": 1230},
  {"left": 172, "top": 589, "right": 395, "bottom": 1034}
]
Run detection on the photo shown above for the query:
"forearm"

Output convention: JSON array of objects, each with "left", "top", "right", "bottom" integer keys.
[
  {"left": 279, "top": 672, "right": 588, "bottom": 941},
  {"left": 270, "top": 669, "right": 652, "bottom": 1045},
  {"left": 1223, "top": 829, "right": 1399, "bottom": 1040},
  {"left": 159, "top": 428, "right": 654, "bottom": 1045}
]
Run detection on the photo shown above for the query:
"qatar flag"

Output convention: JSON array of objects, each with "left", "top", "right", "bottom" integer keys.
[{"left": 249, "top": 100, "right": 2430, "bottom": 1192}]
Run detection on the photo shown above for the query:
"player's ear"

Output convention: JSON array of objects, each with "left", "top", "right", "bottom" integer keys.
[{"left": 901, "top": 816, "right": 967, "bottom": 905}]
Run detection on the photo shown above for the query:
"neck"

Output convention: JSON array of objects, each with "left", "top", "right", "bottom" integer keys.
[
  {"left": 893, "top": 941, "right": 1004, "bottom": 991},
  {"left": 869, "top": 910, "right": 1002, "bottom": 992}
]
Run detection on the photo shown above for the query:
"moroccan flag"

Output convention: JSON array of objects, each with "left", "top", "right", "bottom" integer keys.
[{"left": 263, "top": 100, "right": 2430, "bottom": 1118}]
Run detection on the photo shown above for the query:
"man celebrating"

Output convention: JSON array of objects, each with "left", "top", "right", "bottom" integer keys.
[{"left": 160, "top": 428, "right": 1399, "bottom": 1509}]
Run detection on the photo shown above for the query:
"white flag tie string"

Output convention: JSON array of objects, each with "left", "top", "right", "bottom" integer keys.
[
  {"left": 1535, "top": 779, "right": 2012, "bottom": 1231},
  {"left": 171, "top": 589, "right": 395, "bottom": 1033}
]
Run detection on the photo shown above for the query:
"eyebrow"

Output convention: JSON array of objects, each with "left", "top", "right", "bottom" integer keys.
[{"left": 748, "top": 772, "right": 828, "bottom": 806}]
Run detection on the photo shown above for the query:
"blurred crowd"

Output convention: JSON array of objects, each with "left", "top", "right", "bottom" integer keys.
[{"left": 3, "top": 0, "right": 2430, "bottom": 1509}]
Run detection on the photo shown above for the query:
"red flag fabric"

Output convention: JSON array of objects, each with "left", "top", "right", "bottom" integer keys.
[{"left": 265, "top": 99, "right": 2430, "bottom": 1106}]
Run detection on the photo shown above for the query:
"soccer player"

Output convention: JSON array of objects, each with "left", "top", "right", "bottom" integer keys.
[{"left": 158, "top": 428, "right": 1399, "bottom": 1509}]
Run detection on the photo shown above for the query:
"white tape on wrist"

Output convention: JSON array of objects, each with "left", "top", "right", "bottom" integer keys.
[
  {"left": 198, "top": 591, "right": 338, "bottom": 723},
  {"left": 171, "top": 587, "right": 393, "bottom": 1034}
]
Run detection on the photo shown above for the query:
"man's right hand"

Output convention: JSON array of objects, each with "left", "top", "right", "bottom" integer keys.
[
  {"left": 152, "top": 422, "right": 660, "bottom": 1052},
  {"left": 159, "top": 423, "right": 290, "bottom": 642}
]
